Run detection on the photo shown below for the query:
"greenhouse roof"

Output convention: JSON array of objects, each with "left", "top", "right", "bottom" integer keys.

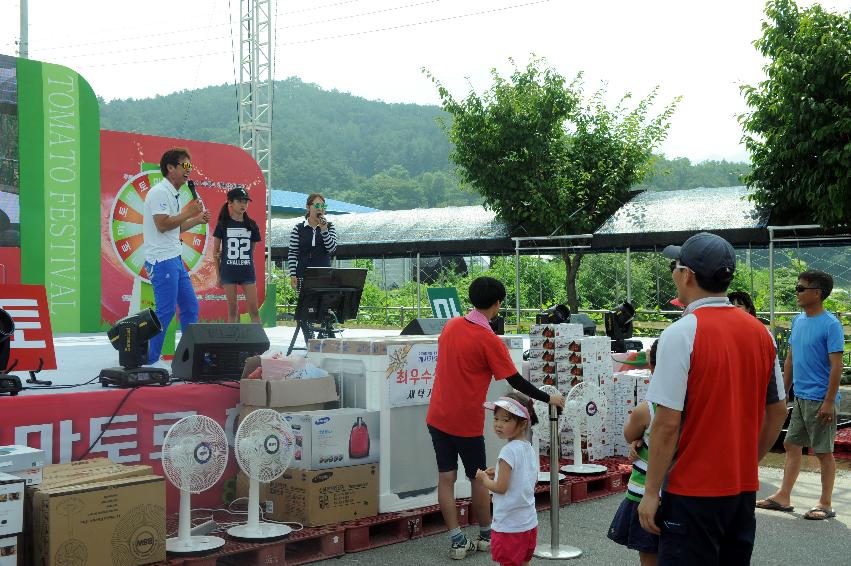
[
  {"left": 268, "top": 186, "right": 802, "bottom": 259},
  {"left": 270, "top": 205, "right": 514, "bottom": 257},
  {"left": 592, "top": 186, "right": 770, "bottom": 250}
]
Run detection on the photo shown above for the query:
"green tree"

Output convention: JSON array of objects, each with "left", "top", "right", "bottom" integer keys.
[
  {"left": 426, "top": 58, "right": 678, "bottom": 311},
  {"left": 739, "top": 0, "right": 851, "bottom": 227}
]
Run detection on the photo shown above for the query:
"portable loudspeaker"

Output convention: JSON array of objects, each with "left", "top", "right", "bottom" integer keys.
[
  {"left": 172, "top": 323, "right": 270, "bottom": 381},
  {"left": 400, "top": 318, "right": 450, "bottom": 336}
]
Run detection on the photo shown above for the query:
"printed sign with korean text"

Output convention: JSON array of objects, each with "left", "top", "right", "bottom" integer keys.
[
  {"left": 0, "top": 284, "right": 56, "bottom": 370},
  {"left": 385, "top": 343, "right": 438, "bottom": 407}
]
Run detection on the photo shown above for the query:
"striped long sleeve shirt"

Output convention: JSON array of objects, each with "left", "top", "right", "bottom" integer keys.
[{"left": 287, "top": 220, "right": 338, "bottom": 276}]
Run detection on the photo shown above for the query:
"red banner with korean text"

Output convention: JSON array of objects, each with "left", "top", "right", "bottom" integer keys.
[
  {"left": 0, "top": 284, "right": 57, "bottom": 371},
  {"left": 0, "top": 384, "right": 240, "bottom": 514},
  {"left": 100, "top": 130, "right": 267, "bottom": 326}
]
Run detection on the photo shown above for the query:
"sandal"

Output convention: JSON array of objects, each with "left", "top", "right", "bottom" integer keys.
[
  {"left": 803, "top": 507, "right": 836, "bottom": 520},
  {"left": 755, "top": 497, "right": 794, "bottom": 512}
]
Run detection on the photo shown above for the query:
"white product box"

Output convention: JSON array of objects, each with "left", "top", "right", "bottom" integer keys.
[
  {"left": 528, "top": 360, "right": 558, "bottom": 374},
  {"left": 284, "top": 408, "right": 380, "bottom": 470},
  {"left": 0, "top": 446, "right": 45, "bottom": 475},
  {"left": 0, "top": 474, "right": 24, "bottom": 537},
  {"left": 529, "top": 337, "right": 556, "bottom": 350},
  {"left": 499, "top": 335, "right": 525, "bottom": 350},
  {"left": 553, "top": 349, "right": 592, "bottom": 363},
  {"left": 313, "top": 343, "right": 519, "bottom": 513},
  {"left": 0, "top": 536, "right": 18, "bottom": 566},
  {"left": 527, "top": 348, "right": 557, "bottom": 362},
  {"left": 529, "top": 370, "right": 558, "bottom": 388},
  {"left": 6, "top": 467, "right": 42, "bottom": 486},
  {"left": 557, "top": 336, "right": 610, "bottom": 354},
  {"left": 530, "top": 324, "right": 583, "bottom": 338}
]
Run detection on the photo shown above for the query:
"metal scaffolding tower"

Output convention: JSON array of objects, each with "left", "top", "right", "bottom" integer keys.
[{"left": 239, "top": 0, "right": 274, "bottom": 279}]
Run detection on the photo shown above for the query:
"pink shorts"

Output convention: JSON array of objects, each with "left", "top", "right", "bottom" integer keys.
[{"left": 491, "top": 527, "right": 537, "bottom": 566}]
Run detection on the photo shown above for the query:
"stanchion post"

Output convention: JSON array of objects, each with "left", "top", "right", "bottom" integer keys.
[{"left": 534, "top": 404, "right": 582, "bottom": 560}]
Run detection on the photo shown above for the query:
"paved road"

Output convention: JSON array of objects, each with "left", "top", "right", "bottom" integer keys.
[{"left": 312, "top": 464, "right": 851, "bottom": 565}]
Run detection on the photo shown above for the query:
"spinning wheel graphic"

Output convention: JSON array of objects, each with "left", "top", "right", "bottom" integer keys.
[{"left": 109, "top": 170, "right": 208, "bottom": 283}]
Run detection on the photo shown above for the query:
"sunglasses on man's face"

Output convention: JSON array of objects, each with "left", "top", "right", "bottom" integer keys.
[
  {"left": 795, "top": 285, "right": 820, "bottom": 294},
  {"left": 312, "top": 202, "right": 327, "bottom": 210},
  {"left": 178, "top": 161, "right": 192, "bottom": 171},
  {"left": 669, "top": 260, "right": 689, "bottom": 273}
]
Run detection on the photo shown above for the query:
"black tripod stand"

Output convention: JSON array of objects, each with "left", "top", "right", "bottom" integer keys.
[{"left": 286, "top": 310, "right": 339, "bottom": 356}]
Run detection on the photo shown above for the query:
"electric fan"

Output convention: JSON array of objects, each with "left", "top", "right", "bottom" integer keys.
[
  {"left": 560, "top": 382, "right": 609, "bottom": 475},
  {"left": 162, "top": 415, "right": 229, "bottom": 554},
  {"left": 228, "top": 409, "right": 296, "bottom": 540},
  {"left": 532, "top": 384, "right": 567, "bottom": 482}
]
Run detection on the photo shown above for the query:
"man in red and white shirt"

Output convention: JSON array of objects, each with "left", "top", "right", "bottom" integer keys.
[{"left": 638, "top": 232, "right": 787, "bottom": 565}]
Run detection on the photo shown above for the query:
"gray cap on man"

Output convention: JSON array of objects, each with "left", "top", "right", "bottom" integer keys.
[{"left": 663, "top": 232, "right": 736, "bottom": 281}]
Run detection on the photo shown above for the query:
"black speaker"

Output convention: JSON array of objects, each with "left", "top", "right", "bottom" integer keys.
[
  {"left": 172, "top": 323, "right": 270, "bottom": 381},
  {"left": 401, "top": 318, "right": 450, "bottom": 336}
]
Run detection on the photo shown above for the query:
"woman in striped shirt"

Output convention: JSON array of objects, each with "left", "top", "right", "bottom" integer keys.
[{"left": 287, "top": 193, "right": 338, "bottom": 291}]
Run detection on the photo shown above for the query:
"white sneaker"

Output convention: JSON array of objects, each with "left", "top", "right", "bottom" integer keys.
[
  {"left": 450, "top": 538, "right": 476, "bottom": 560},
  {"left": 474, "top": 536, "right": 490, "bottom": 552}
]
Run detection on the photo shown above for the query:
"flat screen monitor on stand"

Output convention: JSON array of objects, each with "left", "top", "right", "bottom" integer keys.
[{"left": 287, "top": 267, "right": 367, "bottom": 356}]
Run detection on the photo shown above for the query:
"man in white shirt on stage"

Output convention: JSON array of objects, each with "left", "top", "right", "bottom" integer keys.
[{"left": 142, "top": 147, "right": 210, "bottom": 366}]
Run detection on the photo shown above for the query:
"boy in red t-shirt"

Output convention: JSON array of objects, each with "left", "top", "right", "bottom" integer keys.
[{"left": 426, "top": 276, "right": 564, "bottom": 560}]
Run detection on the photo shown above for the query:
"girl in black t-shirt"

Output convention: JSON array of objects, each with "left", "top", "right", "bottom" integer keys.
[{"left": 213, "top": 188, "right": 261, "bottom": 322}]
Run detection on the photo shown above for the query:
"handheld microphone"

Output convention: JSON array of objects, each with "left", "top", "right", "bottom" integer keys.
[{"left": 187, "top": 179, "right": 198, "bottom": 200}]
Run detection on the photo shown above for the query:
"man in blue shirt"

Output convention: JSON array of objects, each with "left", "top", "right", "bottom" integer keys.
[{"left": 757, "top": 270, "right": 845, "bottom": 520}]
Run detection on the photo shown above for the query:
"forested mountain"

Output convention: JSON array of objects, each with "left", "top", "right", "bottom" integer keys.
[
  {"left": 635, "top": 157, "right": 751, "bottom": 191},
  {"left": 99, "top": 78, "right": 749, "bottom": 210}
]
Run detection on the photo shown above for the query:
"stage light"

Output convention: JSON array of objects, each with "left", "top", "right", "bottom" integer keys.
[
  {"left": 535, "top": 304, "right": 570, "bottom": 325},
  {"left": 107, "top": 308, "right": 162, "bottom": 369},
  {"left": 604, "top": 301, "right": 643, "bottom": 353},
  {"left": 0, "top": 308, "right": 23, "bottom": 395},
  {"left": 99, "top": 308, "right": 170, "bottom": 387}
]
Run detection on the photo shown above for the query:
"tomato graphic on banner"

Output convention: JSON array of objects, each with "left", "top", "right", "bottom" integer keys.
[{"left": 100, "top": 131, "right": 266, "bottom": 326}]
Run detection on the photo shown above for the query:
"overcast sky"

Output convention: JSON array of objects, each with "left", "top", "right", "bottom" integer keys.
[{"left": 1, "top": 0, "right": 848, "bottom": 162}]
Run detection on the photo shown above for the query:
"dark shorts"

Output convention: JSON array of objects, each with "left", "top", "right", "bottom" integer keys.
[
  {"left": 220, "top": 277, "right": 256, "bottom": 286},
  {"left": 657, "top": 491, "right": 756, "bottom": 566},
  {"left": 427, "top": 424, "right": 486, "bottom": 480},
  {"left": 608, "top": 497, "right": 659, "bottom": 554}
]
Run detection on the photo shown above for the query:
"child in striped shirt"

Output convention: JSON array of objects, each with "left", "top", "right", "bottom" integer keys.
[{"left": 607, "top": 340, "right": 659, "bottom": 566}]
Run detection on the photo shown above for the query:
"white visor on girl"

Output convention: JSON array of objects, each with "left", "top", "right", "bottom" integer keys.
[{"left": 483, "top": 397, "right": 530, "bottom": 420}]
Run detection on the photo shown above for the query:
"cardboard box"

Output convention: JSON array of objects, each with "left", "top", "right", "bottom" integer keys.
[
  {"left": 340, "top": 339, "right": 388, "bottom": 356},
  {"left": 0, "top": 446, "right": 44, "bottom": 475},
  {"left": 30, "top": 474, "right": 166, "bottom": 566},
  {"left": 240, "top": 375, "right": 339, "bottom": 409},
  {"left": 0, "top": 474, "right": 24, "bottom": 537},
  {"left": 284, "top": 408, "right": 379, "bottom": 470},
  {"left": 0, "top": 535, "right": 18, "bottom": 566},
  {"left": 265, "top": 464, "right": 377, "bottom": 527}
]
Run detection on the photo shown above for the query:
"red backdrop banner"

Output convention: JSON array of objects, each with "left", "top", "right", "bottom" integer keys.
[
  {"left": 100, "top": 130, "right": 267, "bottom": 326},
  {"left": 0, "top": 384, "right": 241, "bottom": 513}
]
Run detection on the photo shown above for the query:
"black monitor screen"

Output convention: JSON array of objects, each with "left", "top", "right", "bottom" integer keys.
[{"left": 295, "top": 267, "right": 367, "bottom": 323}]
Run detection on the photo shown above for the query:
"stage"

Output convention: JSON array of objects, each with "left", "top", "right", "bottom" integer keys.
[
  {"left": 0, "top": 325, "right": 400, "bottom": 513},
  {"left": 8, "top": 325, "right": 402, "bottom": 394}
]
